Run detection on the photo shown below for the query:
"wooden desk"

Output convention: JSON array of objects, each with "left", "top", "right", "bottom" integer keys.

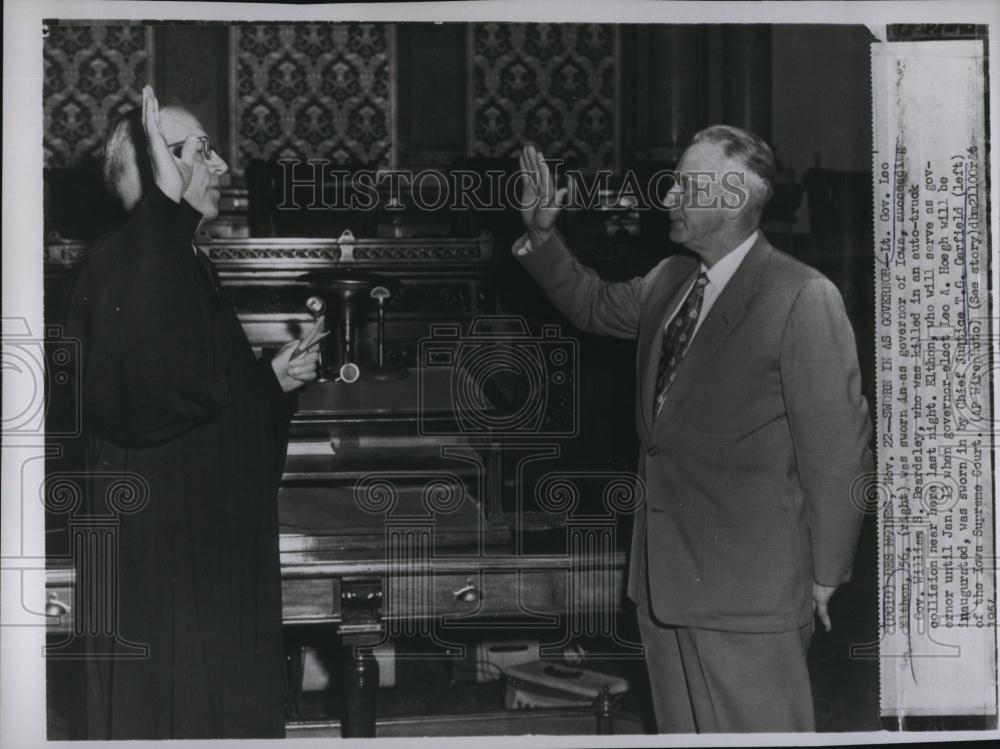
[
  {"left": 42, "top": 231, "right": 633, "bottom": 736},
  {"left": 45, "top": 370, "right": 628, "bottom": 737},
  {"left": 46, "top": 551, "right": 625, "bottom": 736},
  {"left": 283, "top": 370, "right": 627, "bottom": 736}
]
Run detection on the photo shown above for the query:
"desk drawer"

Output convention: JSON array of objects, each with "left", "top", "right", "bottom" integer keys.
[
  {"left": 49, "top": 564, "right": 621, "bottom": 628},
  {"left": 282, "top": 578, "right": 341, "bottom": 622},
  {"left": 386, "top": 570, "right": 569, "bottom": 619},
  {"left": 280, "top": 569, "right": 575, "bottom": 622}
]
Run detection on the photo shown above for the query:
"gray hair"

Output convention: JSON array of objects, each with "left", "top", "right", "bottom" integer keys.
[
  {"left": 692, "top": 124, "right": 775, "bottom": 213},
  {"left": 101, "top": 106, "right": 157, "bottom": 211}
]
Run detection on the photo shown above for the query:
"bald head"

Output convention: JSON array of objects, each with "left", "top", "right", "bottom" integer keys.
[{"left": 101, "top": 104, "right": 228, "bottom": 218}]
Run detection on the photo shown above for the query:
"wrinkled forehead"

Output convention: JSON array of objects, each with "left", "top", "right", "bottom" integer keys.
[
  {"left": 676, "top": 140, "right": 737, "bottom": 178},
  {"left": 158, "top": 107, "right": 207, "bottom": 144}
]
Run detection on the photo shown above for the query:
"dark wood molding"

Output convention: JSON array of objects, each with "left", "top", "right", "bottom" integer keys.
[{"left": 396, "top": 23, "right": 467, "bottom": 168}]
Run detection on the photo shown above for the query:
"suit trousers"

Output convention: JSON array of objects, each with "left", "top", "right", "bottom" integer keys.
[{"left": 636, "top": 606, "right": 815, "bottom": 733}]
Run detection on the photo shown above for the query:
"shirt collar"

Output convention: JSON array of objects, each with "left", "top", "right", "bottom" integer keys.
[{"left": 701, "top": 230, "right": 759, "bottom": 290}]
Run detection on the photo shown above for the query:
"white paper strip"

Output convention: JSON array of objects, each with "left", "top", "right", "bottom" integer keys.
[{"left": 872, "top": 40, "right": 995, "bottom": 718}]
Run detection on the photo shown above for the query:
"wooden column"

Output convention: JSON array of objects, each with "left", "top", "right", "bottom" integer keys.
[
  {"left": 396, "top": 23, "right": 467, "bottom": 168},
  {"left": 623, "top": 25, "right": 707, "bottom": 161},
  {"left": 721, "top": 25, "right": 772, "bottom": 142},
  {"left": 153, "top": 25, "right": 232, "bottom": 163}
]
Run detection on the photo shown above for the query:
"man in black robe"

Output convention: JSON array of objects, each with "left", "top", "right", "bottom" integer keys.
[{"left": 64, "top": 86, "right": 319, "bottom": 739}]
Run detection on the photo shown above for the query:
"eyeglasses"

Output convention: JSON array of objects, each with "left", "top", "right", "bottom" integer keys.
[{"left": 167, "top": 135, "right": 217, "bottom": 161}]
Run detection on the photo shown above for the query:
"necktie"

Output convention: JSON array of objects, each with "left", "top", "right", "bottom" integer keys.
[{"left": 653, "top": 272, "right": 708, "bottom": 416}]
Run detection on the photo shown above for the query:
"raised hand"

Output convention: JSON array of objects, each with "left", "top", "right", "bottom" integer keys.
[
  {"left": 141, "top": 85, "right": 198, "bottom": 202},
  {"left": 519, "top": 145, "right": 569, "bottom": 245}
]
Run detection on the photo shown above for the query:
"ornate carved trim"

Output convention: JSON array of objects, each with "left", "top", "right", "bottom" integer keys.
[
  {"left": 44, "top": 231, "right": 495, "bottom": 269},
  {"left": 351, "top": 245, "right": 483, "bottom": 261},
  {"left": 211, "top": 245, "right": 343, "bottom": 262}
]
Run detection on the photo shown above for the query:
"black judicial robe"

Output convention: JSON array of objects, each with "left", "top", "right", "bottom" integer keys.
[{"left": 64, "top": 186, "right": 289, "bottom": 739}]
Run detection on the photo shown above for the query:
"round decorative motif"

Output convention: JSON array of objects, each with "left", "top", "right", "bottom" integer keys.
[
  {"left": 107, "top": 476, "right": 151, "bottom": 515},
  {"left": 354, "top": 475, "right": 398, "bottom": 514}
]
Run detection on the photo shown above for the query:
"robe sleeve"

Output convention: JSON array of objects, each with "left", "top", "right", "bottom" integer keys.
[
  {"left": 256, "top": 355, "right": 293, "bottom": 477},
  {"left": 66, "top": 186, "right": 232, "bottom": 447}
]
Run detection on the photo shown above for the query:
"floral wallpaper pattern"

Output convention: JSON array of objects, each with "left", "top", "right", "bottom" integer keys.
[
  {"left": 43, "top": 23, "right": 149, "bottom": 167},
  {"left": 234, "top": 23, "right": 391, "bottom": 170},
  {"left": 471, "top": 23, "right": 617, "bottom": 172}
]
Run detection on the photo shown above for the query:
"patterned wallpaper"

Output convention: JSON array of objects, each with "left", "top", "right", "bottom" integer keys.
[
  {"left": 472, "top": 23, "right": 617, "bottom": 173},
  {"left": 234, "top": 23, "right": 391, "bottom": 171},
  {"left": 43, "top": 24, "right": 150, "bottom": 168},
  {"left": 43, "top": 23, "right": 615, "bottom": 173}
]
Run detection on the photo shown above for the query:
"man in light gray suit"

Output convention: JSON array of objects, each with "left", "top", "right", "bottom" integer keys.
[{"left": 514, "top": 125, "right": 872, "bottom": 732}]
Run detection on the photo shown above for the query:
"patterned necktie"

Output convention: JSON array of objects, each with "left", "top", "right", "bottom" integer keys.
[{"left": 653, "top": 272, "right": 708, "bottom": 416}]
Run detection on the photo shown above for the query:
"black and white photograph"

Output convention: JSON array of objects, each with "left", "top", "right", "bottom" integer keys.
[{"left": 2, "top": 1, "right": 998, "bottom": 746}]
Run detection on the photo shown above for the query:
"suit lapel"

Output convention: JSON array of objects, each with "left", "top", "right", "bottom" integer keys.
[
  {"left": 652, "top": 235, "right": 773, "bottom": 433},
  {"left": 638, "top": 257, "right": 699, "bottom": 437}
]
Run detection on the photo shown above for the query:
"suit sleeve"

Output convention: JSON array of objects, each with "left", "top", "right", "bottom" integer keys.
[
  {"left": 67, "top": 186, "right": 231, "bottom": 447},
  {"left": 779, "top": 277, "right": 874, "bottom": 586},
  {"left": 514, "top": 231, "right": 657, "bottom": 339}
]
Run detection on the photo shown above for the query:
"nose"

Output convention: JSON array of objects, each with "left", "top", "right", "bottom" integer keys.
[{"left": 208, "top": 150, "right": 229, "bottom": 176}]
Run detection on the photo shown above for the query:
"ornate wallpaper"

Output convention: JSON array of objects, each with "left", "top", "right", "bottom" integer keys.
[
  {"left": 43, "top": 24, "right": 150, "bottom": 168},
  {"left": 43, "top": 23, "right": 614, "bottom": 173},
  {"left": 234, "top": 23, "right": 392, "bottom": 171},
  {"left": 472, "top": 23, "right": 617, "bottom": 173}
]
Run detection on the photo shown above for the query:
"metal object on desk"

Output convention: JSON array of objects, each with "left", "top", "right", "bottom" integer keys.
[
  {"left": 367, "top": 285, "right": 407, "bottom": 381},
  {"left": 300, "top": 269, "right": 394, "bottom": 381},
  {"left": 452, "top": 577, "right": 483, "bottom": 603},
  {"left": 292, "top": 295, "right": 329, "bottom": 358},
  {"left": 333, "top": 362, "right": 360, "bottom": 384}
]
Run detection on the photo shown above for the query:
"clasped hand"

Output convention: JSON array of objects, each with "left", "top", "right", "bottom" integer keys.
[{"left": 271, "top": 338, "right": 321, "bottom": 393}]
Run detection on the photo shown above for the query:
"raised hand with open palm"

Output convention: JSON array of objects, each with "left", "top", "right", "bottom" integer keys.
[
  {"left": 519, "top": 145, "right": 570, "bottom": 246},
  {"left": 141, "top": 85, "right": 199, "bottom": 203}
]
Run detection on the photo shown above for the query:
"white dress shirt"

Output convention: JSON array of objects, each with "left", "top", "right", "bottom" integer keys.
[
  {"left": 664, "top": 230, "right": 758, "bottom": 339},
  {"left": 653, "top": 231, "right": 757, "bottom": 414}
]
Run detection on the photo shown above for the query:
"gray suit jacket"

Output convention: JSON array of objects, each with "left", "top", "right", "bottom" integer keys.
[{"left": 517, "top": 230, "right": 873, "bottom": 632}]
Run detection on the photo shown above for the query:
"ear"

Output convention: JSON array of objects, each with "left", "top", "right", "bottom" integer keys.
[{"left": 116, "top": 159, "right": 144, "bottom": 211}]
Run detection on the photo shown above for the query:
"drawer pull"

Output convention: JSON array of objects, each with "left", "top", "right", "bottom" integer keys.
[
  {"left": 453, "top": 578, "right": 482, "bottom": 603},
  {"left": 46, "top": 593, "right": 70, "bottom": 617}
]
